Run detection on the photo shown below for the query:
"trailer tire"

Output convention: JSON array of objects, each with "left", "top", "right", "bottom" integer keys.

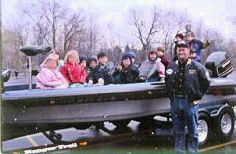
[
  {"left": 198, "top": 112, "right": 211, "bottom": 147},
  {"left": 214, "top": 108, "right": 234, "bottom": 141}
]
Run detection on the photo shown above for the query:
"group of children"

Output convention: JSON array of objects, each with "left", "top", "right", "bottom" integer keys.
[
  {"left": 36, "top": 31, "right": 208, "bottom": 89},
  {"left": 173, "top": 32, "right": 210, "bottom": 62},
  {"left": 36, "top": 46, "right": 172, "bottom": 89}
]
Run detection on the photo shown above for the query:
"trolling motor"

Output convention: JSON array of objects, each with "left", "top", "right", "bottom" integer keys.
[
  {"left": 1, "top": 69, "right": 11, "bottom": 93},
  {"left": 19, "top": 46, "right": 52, "bottom": 90},
  {"left": 205, "top": 51, "right": 233, "bottom": 78}
]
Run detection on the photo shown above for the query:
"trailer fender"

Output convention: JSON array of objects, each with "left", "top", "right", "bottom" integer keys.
[
  {"left": 198, "top": 109, "right": 211, "bottom": 118},
  {"left": 210, "top": 103, "right": 234, "bottom": 118}
]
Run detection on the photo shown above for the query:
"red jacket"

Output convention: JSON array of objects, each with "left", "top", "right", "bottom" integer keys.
[{"left": 60, "top": 62, "right": 87, "bottom": 84}]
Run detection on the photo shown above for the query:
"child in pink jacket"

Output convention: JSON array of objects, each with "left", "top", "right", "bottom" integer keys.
[{"left": 36, "top": 53, "right": 69, "bottom": 89}]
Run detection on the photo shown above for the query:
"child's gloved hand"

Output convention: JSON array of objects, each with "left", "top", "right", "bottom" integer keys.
[
  {"left": 94, "top": 78, "right": 104, "bottom": 86},
  {"left": 203, "top": 40, "right": 211, "bottom": 48},
  {"left": 88, "top": 80, "right": 93, "bottom": 85},
  {"left": 117, "top": 65, "right": 122, "bottom": 71}
]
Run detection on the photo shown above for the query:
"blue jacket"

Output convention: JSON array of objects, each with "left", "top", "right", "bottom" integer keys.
[
  {"left": 190, "top": 39, "right": 203, "bottom": 60},
  {"left": 165, "top": 59, "right": 210, "bottom": 102}
]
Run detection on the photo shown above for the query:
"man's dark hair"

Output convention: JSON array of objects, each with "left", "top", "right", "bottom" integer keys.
[
  {"left": 97, "top": 52, "right": 107, "bottom": 59},
  {"left": 175, "top": 33, "right": 184, "bottom": 40},
  {"left": 176, "top": 42, "right": 190, "bottom": 48},
  {"left": 88, "top": 57, "right": 97, "bottom": 63}
]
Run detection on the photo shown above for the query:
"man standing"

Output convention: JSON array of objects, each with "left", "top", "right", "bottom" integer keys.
[{"left": 165, "top": 42, "right": 210, "bottom": 153}]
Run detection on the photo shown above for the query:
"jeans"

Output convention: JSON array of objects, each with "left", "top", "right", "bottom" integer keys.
[{"left": 171, "top": 98, "right": 199, "bottom": 153}]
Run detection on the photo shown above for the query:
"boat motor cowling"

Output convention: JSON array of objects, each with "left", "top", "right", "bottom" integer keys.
[
  {"left": 1, "top": 69, "right": 11, "bottom": 93},
  {"left": 2, "top": 69, "right": 11, "bottom": 83},
  {"left": 205, "top": 52, "right": 233, "bottom": 77}
]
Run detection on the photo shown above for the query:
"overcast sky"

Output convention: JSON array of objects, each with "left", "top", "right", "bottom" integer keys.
[{"left": 2, "top": 0, "right": 236, "bottom": 40}]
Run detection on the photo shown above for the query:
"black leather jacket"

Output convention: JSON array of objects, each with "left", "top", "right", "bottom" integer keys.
[
  {"left": 113, "top": 64, "right": 139, "bottom": 84},
  {"left": 165, "top": 59, "right": 210, "bottom": 102},
  {"left": 92, "top": 64, "right": 114, "bottom": 85}
]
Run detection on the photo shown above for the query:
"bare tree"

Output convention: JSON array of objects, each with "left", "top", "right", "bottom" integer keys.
[
  {"left": 41, "top": 1, "right": 65, "bottom": 49},
  {"left": 200, "top": 28, "right": 226, "bottom": 63},
  {"left": 63, "top": 12, "right": 85, "bottom": 54},
  {"left": 130, "top": 8, "right": 162, "bottom": 53},
  {"left": 2, "top": 26, "right": 28, "bottom": 70},
  {"left": 87, "top": 17, "right": 100, "bottom": 55},
  {"left": 23, "top": 9, "right": 50, "bottom": 46},
  {"left": 14, "top": 22, "right": 29, "bottom": 46},
  {"left": 129, "top": 7, "right": 190, "bottom": 60},
  {"left": 160, "top": 11, "right": 189, "bottom": 57},
  {"left": 75, "top": 24, "right": 100, "bottom": 56}
]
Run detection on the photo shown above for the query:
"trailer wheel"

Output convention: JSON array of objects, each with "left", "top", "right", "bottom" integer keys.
[
  {"left": 198, "top": 112, "right": 211, "bottom": 146},
  {"left": 214, "top": 108, "right": 234, "bottom": 141}
]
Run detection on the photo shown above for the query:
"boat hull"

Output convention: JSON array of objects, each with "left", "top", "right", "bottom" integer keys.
[{"left": 2, "top": 78, "right": 236, "bottom": 125}]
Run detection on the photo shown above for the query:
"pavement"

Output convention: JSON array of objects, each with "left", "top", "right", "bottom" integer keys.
[{"left": 2, "top": 116, "right": 236, "bottom": 153}]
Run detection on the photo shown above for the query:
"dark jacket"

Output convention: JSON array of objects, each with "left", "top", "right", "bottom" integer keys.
[
  {"left": 86, "top": 67, "right": 95, "bottom": 82},
  {"left": 92, "top": 64, "right": 114, "bottom": 85},
  {"left": 165, "top": 59, "right": 210, "bottom": 102},
  {"left": 173, "top": 41, "right": 179, "bottom": 61},
  {"left": 113, "top": 64, "right": 139, "bottom": 84},
  {"left": 189, "top": 39, "right": 203, "bottom": 60}
]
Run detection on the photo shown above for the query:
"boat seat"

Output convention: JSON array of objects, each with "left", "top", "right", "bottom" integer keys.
[{"left": 19, "top": 46, "right": 52, "bottom": 56}]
